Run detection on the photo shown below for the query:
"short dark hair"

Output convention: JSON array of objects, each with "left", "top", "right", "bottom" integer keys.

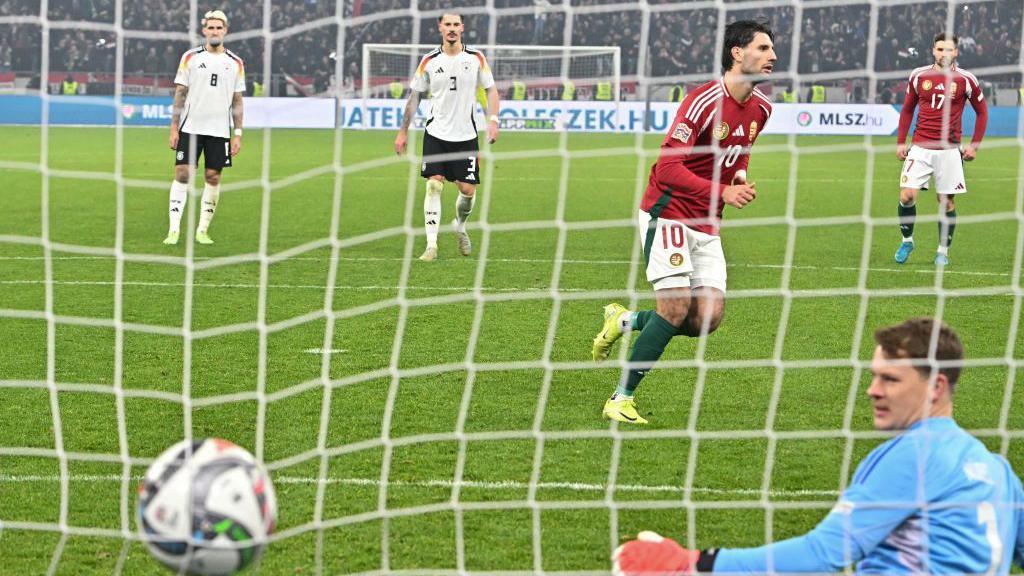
[
  {"left": 933, "top": 32, "right": 959, "bottom": 46},
  {"left": 438, "top": 12, "right": 463, "bottom": 23},
  {"left": 722, "top": 20, "right": 774, "bottom": 73},
  {"left": 874, "top": 317, "right": 963, "bottom": 391}
]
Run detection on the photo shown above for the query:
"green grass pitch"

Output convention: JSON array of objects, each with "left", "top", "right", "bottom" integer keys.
[{"left": 1, "top": 126, "right": 1022, "bottom": 574}]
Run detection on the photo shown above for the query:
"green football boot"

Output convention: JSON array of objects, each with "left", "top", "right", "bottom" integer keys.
[
  {"left": 603, "top": 396, "right": 648, "bottom": 424},
  {"left": 592, "top": 303, "right": 629, "bottom": 362}
]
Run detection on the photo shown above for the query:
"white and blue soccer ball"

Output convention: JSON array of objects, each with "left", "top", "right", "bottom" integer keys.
[{"left": 137, "top": 438, "right": 277, "bottom": 575}]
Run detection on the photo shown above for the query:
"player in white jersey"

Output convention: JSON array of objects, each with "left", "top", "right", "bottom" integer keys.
[
  {"left": 394, "top": 12, "right": 500, "bottom": 262},
  {"left": 163, "top": 10, "right": 246, "bottom": 246}
]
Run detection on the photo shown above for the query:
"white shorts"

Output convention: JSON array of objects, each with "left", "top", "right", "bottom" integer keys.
[
  {"left": 638, "top": 209, "right": 727, "bottom": 292},
  {"left": 900, "top": 145, "right": 967, "bottom": 195}
]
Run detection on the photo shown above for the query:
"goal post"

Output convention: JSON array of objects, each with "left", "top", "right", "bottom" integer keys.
[{"left": 361, "top": 43, "right": 621, "bottom": 131}]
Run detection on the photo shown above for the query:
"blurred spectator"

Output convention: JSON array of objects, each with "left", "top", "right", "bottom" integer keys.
[
  {"left": 1, "top": 0, "right": 1019, "bottom": 100},
  {"left": 533, "top": 0, "right": 551, "bottom": 44}
]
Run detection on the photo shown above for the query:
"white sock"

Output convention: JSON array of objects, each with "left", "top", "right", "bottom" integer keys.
[
  {"left": 903, "top": 236, "right": 914, "bottom": 243},
  {"left": 620, "top": 312, "right": 633, "bottom": 333},
  {"left": 424, "top": 179, "right": 443, "bottom": 248},
  {"left": 455, "top": 192, "right": 474, "bottom": 233},
  {"left": 196, "top": 183, "right": 220, "bottom": 233},
  {"left": 167, "top": 180, "right": 188, "bottom": 234},
  {"left": 937, "top": 245, "right": 948, "bottom": 255}
]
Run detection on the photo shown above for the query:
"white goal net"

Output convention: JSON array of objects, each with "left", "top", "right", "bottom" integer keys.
[
  {"left": 363, "top": 43, "right": 620, "bottom": 131},
  {"left": 0, "top": 0, "right": 1022, "bottom": 574}
]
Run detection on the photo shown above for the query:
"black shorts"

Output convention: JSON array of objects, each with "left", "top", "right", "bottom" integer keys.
[
  {"left": 421, "top": 131, "right": 480, "bottom": 184},
  {"left": 175, "top": 131, "right": 232, "bottom": 171}
]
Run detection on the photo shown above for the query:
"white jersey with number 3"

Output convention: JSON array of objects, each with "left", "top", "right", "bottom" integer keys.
[
  {"left": 174, "top": 46, "right": 246, "bottom": 139},
  {"left": 409, "top": 46, "right": 494, "bottom": 142}
]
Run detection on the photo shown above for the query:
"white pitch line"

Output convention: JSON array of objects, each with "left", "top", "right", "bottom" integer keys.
[
  {"left": 0, "top": 473, "right": 839, "bottom": 498},
  {"left": 733, "top": 262, "right": 1011, "bottom": 278},
  {"left": 0, "top": 280, "right": 588, "bottom": 292},
  {"left": 0, "top": 255, "right": 1013, "bottom": 278},
  {"left": 342, "top": 175, "right": 1020, "bottom": 183},
  {"left": 303, "top": 348, "right": 348, "bottom": 354}
]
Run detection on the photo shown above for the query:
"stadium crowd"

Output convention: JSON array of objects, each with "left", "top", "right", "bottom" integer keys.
[{"left": 0, "top": 0, "right": 1020, "bottom": 100}]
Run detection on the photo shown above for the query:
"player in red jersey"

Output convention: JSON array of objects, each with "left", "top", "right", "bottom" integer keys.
[
  {"left": 894, "top": 33, "right": 988, "bottom": 266},
  {"left": 591, "top": 20, "right": 775, "bottom": 424}
]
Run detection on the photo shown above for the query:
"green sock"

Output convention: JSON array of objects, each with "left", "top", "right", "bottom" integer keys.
[
  {"left": 898, "top": 201, "right": 916, "bottom": 240},
  {"left": 615, "top": 313, "right": 677, "bottom": 397},
  {"left": 631, "top": 310, "right": 657, "bottom": 331},
  {"left": 634, "top": 308, "right": 698, "bottom": 337},
  {"left": 939, "top": 209, "right": 956, "bottom": 248}
]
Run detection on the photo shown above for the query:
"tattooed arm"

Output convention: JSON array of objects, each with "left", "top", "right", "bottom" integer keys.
[
  {"left": 394, "top": 90, "right": 421, "bottom": 155},
  {"left": 169, "top": 84, "right": 187, "bottom": 150},
  {"left": 230, "top": 91, "right": 243, "bottom": 156}
]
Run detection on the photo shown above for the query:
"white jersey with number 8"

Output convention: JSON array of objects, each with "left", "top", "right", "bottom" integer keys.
[{"left": 174, "top": 46, "right": 246, "bottom": 139}]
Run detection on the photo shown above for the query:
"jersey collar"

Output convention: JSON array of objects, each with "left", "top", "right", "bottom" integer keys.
[
  {"left": 719, "top": 77, "right": 749, "bottom": 107},
  {"left": 439, "top": 43, "right": 465, "bottom": 56},
  {"left": 908, "top": 416, "right": 957, "bottom": 431}
]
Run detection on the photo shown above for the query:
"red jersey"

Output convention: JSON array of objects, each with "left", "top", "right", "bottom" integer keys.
[
  {"left": 897, "top": 64, "right": 988, "bottom": 150},
  {"left": 641, "top": 78, "right": 772, "bottom": 235}
]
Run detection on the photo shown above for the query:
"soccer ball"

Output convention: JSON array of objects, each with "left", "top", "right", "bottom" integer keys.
[{"left": 137, "top": 438, "right": 277, "bottom": 575}]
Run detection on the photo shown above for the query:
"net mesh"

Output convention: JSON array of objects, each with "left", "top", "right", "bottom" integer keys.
[
  {"left": 0, "top": 0, "right": 1023, "bottom": 574},
  {"left": 363, "top": 43, "right": 620, "bottom": 103}
]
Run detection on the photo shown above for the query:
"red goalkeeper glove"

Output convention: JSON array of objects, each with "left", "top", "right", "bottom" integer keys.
[{"left": 612, "top": 531, "right": 717, "bottom": 576}]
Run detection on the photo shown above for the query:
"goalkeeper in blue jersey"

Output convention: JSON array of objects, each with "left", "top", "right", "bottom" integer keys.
[{"left": 614, "top": 317, "right": 1024, "bottom": 575}]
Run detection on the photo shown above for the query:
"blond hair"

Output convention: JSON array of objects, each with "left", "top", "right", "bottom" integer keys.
[{"left": 203, "top": 9, "right": 228, "bottom": 27}]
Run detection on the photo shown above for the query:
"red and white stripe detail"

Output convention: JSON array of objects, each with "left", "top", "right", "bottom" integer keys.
[
  {"left": 685, "top": 86, "right": 723, "bottom": 124},
  {"left": 957, "top": 67, "right": 980, "bottom": 97},
  {"left": 753, "top": 88, "right": 773, "bottom": 117}
]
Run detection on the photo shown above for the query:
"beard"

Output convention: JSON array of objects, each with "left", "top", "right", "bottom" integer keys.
[
  {"left": 743, "top": 68, "right": 770, "bottom": 85},
  {"left": 208, "top": 37, "right": 224, "bottom": 47}
]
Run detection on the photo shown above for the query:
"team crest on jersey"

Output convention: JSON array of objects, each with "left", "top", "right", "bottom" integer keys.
[
  {"left": 671, "top": 122, "right": 692, "bottom": 143},
  {"left": 713, "top": 122, "right": 729, "bottom": 141},
  {"left": 963, "top": 461, "right": 993, "bottom": 485},
  {"left": 669, "top": 253, "right": 685, "bottom": 267},
  {"left": 922, "top": 79, "right": 932, "bottom": 91},
  {"left": 463, "top": 61, "right": 470, "bottom": 72},
  {"left": 749, "top": 121, "right": 758, "bottom": 142},
  {"left": 950, "top": 82, "right": 957, "bottom": 94},
  {"left": 901, "top": 174, "right": 908, "bottom": 184}
]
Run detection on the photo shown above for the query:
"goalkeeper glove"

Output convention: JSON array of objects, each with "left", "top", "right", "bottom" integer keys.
[{"left": 612, "top": 531, "right": 718, "bottom": 576}]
